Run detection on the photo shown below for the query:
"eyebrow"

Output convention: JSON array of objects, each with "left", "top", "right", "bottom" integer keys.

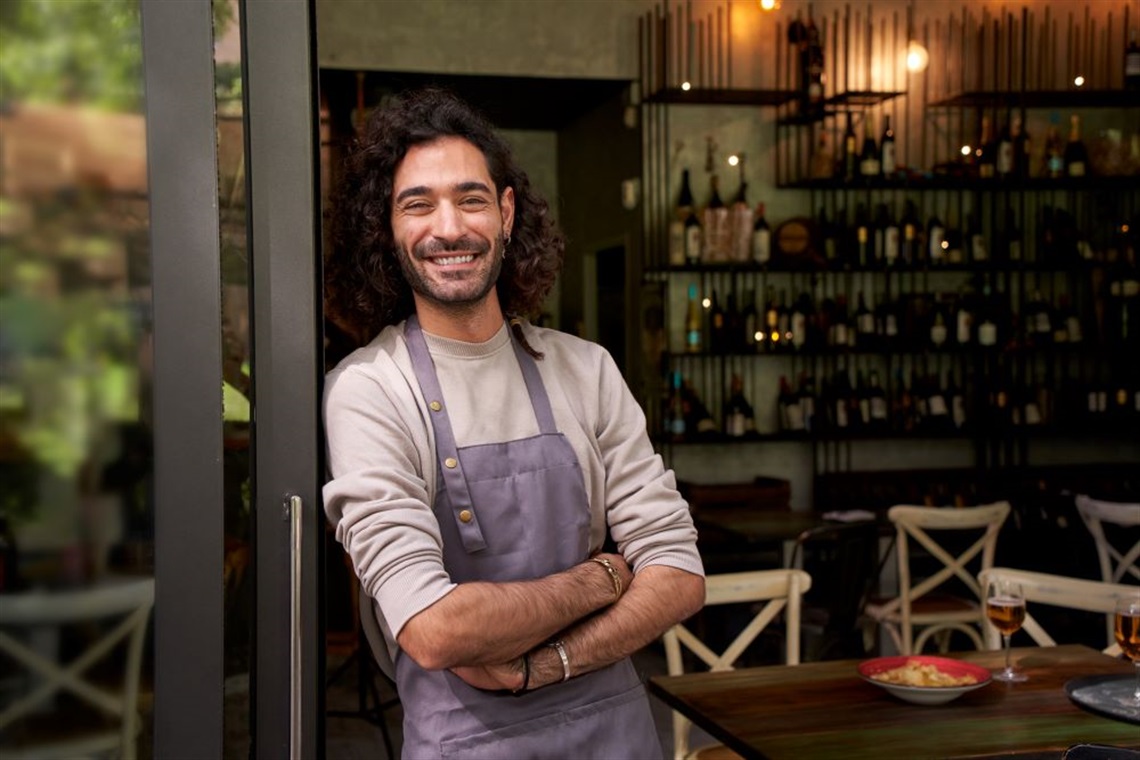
[{"left": 393, "top": 180, "right": 495, "bottom": 205}]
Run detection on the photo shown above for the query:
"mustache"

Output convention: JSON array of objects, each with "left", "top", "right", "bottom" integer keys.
[{"left": 413, "top": 236, "right": 492, "bottom": 259}]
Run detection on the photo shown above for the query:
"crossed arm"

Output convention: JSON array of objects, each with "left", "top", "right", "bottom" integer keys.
[{"left": 398, "top": 555, "right": 705, "bottom": 691}]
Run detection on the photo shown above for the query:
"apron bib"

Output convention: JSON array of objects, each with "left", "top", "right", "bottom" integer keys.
[{"left": 394, "top": 316, "right": 661, "bottom": 760}]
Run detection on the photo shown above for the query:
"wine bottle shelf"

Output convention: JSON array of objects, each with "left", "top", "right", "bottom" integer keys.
[
  {"left": 664, "top": 343, "right": 1111, "bottom": 360},
  {"left": 649, "top": 260, "right": 1115, "bottom": 276},
  {"left": 644, "top": 88, "right": 798, "bottom": 106},
  {"left": 776, "top": 91, "right": 906, "bottom": 125},
  {"left": 928, "top": 89, "right": 1140, "bottom": 110},
  {"left": 777, "top": 175, "right": 1140, "bottom": 192}
]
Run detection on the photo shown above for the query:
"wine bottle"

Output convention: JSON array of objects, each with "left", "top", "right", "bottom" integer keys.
[
  {"left": 948, "top": 369, "right": 967, "bottom": 430},
  {"left": 1126, "top": 27, "right": 1140, "bottom": 91},
  {"left": 893, "top": 366, "right": 915, "bottom": 433},
  {"left": 1000, "top": 207, "right": 1023, "bottom": 263},
  {"left": 901, "top": 200, "right": 921, "bottom": 267},
  {"left": 954, "top": 284, "right": 974, "bottom": 346},
  {"left": 929, "top": 298, "right": 949, "bottom": 349},
  {"left": 831, "top": 365, "right": 851, "bottom": 431},
  {"left": 685, "top": 283, "right": 703, "bottom": 353},
  {"left": 776, "top": 288, "right": 792, "bottom": 348},
  {"left": 763, "top": 286, "right": 780, "bottom": 352},
  {"left": 681, "top": 379, "right": 718, "bottom": 436},
  {"left": 751, "top": 202, "right": 772, "bottom": 266},
  {"left": 1011, "top": 116, "right": 1031, "bottom": 179},
  {"left": 670, "top": 169, "right": 695, "bottom": 265},
  {"left": 855, "top": 291, "right": 876, "bottom": 346},
  {"left": 742, "top": 289, "right": 759, "bottom": 350},
  {"left": 803, "top": 15, "right": 825, "bottom": 112},
  {"left": 842, "top": 113, "right": 858, "bottom": 182},
  {"left": 927, "top": 213, "right": 946, "bottom": 266},
  {"left": 729, "top": 179, "right": 753, "bottom": 263},
  {"left": 779, "top": 375, "right": 805, "bottom": 432},
  {"left": 877, "top": 203, "right": 900, "bottom": 268},
  {"left": 1026, "top": 288, "right": 1053, "bottom": 347},
  {"left": 702, "top": 174, "right": 730, "bottom": 262},
  {"left": 723, "top": 373, "right": 755, "bottom": 438},
  {"left": 854, "top": 368, "right": 872, "bottom": 428},
  {"left": 1064, "top": 114, "right": 1089, "bottom": 177},
  {"left": 926, "top": 371, "right": 951, "bottom": 432},
  {"left": 996, "top": 118, "right": 1014, "bottom": 177},
  {"left": 1044, "top": 121, "right": 1065, "bottom": 179},
  {"left": 880, "top": 115, "right": 897, "bottom": 177},
  {"left": 684, "top": 206, "right": 702, "bottom": 265},
  {"left": 790, "top": 290, "right": 814, "bottom": 352},
  {"left": 967, "top": 213, "right": 988, "bottom": 263},
  {"left": 819, "top": 207, "right": 838, "bottom": 265},
  {"left": 977, "top": 115, "right": 997, "bottom": 179},
  {"left": 829, "top": 293, "right": 849, "bottom": 348},
  {"left": 854, "top": 203, "right": 871, "bottom": 268},
  {"left": 724, "top": 289, "right": 742, "bottom": 353},
  {"left": 878, "top": 295, "right": 900, "bottom": 349},
  {"left": 977, "top": 283, "right": 1000, "bottom": 348},
  {"left": 859, "top": 115, "right": 881, "bottom": 179},
  {"left": 867, "top": 369, "right": 889, "bottom": 430},
  {"left": 708, "top": 289, "right": 726, "bottom": 354}
]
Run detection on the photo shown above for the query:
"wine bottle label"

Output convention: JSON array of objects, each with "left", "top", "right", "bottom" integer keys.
[
  {"left": 1048, "top": 154, "right": 1064, "bottom": 175},
  {"left": 884, "top": 227, "right": 899, "bottom": 262},
  {"left": 686, "top": 328, "right": 701, "bottom": 351},
  {"left": 669, "top": 221, "right": 686, "bottom": 265},
  {"left": 858, "top": 399, "right": 871, "bottom": 424},
  {"left": 1035, "top": 312, "right": 1051, "bottom": 334},
  {"left": 847, "top": 327, "right": 858, "bottom": 347},
  {"left": 1067, "top": 161, "right": 1086, "bottom": 177},
  {"left": 931, "top": 324, "right": 947, "bottom": 346},
  {"left": 835, "top": 402, "right": 848, "bottom": 428},
  {"left": 1127, "top": 52, "right": 1140, "bottom": 76},
  {"left": 997, "top": 142, "right": 1014, "bottom": 174},
  {"left": 1097, "top": 390, "right": 1107, "bottom": 412},
  {"left": 670, "top": 417, "right": 686, "bottom": 436},
  {"left": 833, "top": 323, "right": 848, "bottom": 345},
  {"left": 726, "top": 412, "right": 744, "bottom": 437},
  {"left": 929, "top": 229, "right": 945, "bottom": 260},
  {"left": 956, "top": 311, "right": 972, "bottom": 344},
  {"left": 685, "top": 226, "right": 702, "bottom": 263},
  {"left": 971, "top": 234, "right": 988, "bottom": 261},
  {"left": 858, "top": 313, "right": 875, "bottom": 334},
  {"left": 881, "top": 143, "right": 896, "bottom": 175},
  {"left": 1024, "top": 402, "right": 1042, "bottom": 425},
  {"left": 1088, "top": 390, "right": 1098, "bottom": 413},
  {"left": 979, "top": 321, "right": 997, "bottom": 346},
  {"left": 785, "top": 401, "right": 805, "bottom": 431},
  {"left": 885, "top": 314, "right": 899, "bottom": 336},
  {"left": 752, "top": 229, "right": 771, "bottom": 264},
  {"left": 952, "top": 396, "right": 967, "bottom": 428},
  {"left": 860, "top": 157, "right": 880, "bottom": 177},
  {"left": 792, "top": 314, "right": 806, "bottom": 347},
  {"left": 1067, "top": 316, "right": 1082, "bottom": 342},
  {"left": 871, "top": 397, "right": 888, "bottom": 420},
  {"left": 929, "top": 394, "right": 949, "bottom": 416}
]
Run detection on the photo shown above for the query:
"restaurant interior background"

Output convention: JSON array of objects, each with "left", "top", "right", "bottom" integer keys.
[{"left": 0, "top": 0, "right": 1137, "bottom": 757}]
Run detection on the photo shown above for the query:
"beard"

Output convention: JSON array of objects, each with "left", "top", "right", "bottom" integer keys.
[{"left": 395, "top": 233, "right": 505, "bottom": 311}]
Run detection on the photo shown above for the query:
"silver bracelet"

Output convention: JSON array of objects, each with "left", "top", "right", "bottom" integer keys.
[
  {"left": 548, "top": 640, "right": 571, "bottom": 683},
  {"left": 590, "top": 556, "right": 623, "bottom": 600}
]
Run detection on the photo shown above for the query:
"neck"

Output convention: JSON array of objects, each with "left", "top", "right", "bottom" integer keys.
[{"left": 413, "top": 292, "right": 505, "bottom": 342}]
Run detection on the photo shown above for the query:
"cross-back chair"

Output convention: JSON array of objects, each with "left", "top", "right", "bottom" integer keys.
[
  {"left": 863, "top": 501, "right": 1010, "bottom": 655},
  {"left": 978, "top": 567, "right": 1137, "bottom": 655},
  {"left": 0, "top": 576, "right": 155, "bottom": 760},
  {"left": 662, "top": 568, "right": 811, "bottom": 760},
  {"left": 1075, "top": 495, "right": 1140, "bottom": 642}
]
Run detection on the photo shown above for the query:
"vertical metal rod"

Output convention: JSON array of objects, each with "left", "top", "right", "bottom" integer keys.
[
  {"left": 698, "top": 18, "right": 704, "bottom": 88},
  {"left": 687, "top": 0, "right": 693, "bottom": 84},
  {"left": 725, "top": 0, "right": 732, "bottom": 89},
  {"left": 716, "top": 5, "right": 723, "bottom": 89}
]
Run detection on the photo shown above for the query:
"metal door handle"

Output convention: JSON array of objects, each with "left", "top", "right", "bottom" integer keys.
[{"left": 287, "top": 494, "right": 303, "bottom": 760}]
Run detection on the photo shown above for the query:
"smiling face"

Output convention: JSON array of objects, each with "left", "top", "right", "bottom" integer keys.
[{"left": 390, "top": 136, "right": 515, "bottom": 337}]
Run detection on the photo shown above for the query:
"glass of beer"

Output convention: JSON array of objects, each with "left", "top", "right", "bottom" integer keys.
[
  {"left": 1114, "top": 595, "right": 1140, "bottom": 707},
  {"left": 986, "top": 578, "right": 1028, "bottom": 683}
]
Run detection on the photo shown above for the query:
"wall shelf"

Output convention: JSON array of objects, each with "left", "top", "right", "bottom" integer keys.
[
  {"left": 928, "top": 89, "right": 1140, "bottom": 109},
  {"left": 644, "top": 87, "right": 798, "bottom": 106}
]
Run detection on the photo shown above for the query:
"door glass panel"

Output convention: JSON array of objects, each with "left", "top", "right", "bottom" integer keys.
[
  {"left": 0, "top": 2, "right": 155, "bottom": 757},
  {"left": 212, "top": 1, "right": 254, "bottom": 757}
]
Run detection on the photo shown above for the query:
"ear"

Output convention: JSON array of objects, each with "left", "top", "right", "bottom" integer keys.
[{"left": 499, "top": 186, "right": 515, "bottom": 238}]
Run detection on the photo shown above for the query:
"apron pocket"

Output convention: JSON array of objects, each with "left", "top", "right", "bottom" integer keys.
[{"left": 437, "top": 681, "right": 659, "bottom": 760}]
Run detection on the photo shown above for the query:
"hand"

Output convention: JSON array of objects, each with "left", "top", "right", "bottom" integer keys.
[
  {"left": 450, "top": 657, "right": 526, "bottom": 692},
  {"left": 591, "top": 552, "right": 633, "bottom": 598}
]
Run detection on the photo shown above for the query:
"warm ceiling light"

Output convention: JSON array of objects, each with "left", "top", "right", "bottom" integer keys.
[
  {"left": 759, "top": 0, "right": 779, "bottom": 10},
  {"left": 961, "top": 145, "right": 972, "bottom": 156},
  {"left": 727, "top": 154, "right": 740, "bottom": 166},
  {"left": 1074, "top": 75, "right": 1085, "bottom": 87},
  {"left": 906, "top": 41, "right": 930, "bottom": 72},
  {"left": 681, "top": 81, "right": 692, "bottom": 91}
]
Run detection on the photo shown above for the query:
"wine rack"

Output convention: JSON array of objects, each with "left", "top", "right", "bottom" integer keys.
[{"left": 635, "top": 1, "right": 1140, "bottom": 489}]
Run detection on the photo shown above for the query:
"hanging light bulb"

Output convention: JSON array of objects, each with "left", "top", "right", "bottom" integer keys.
[
  {"left": 906, "top": 41, "right": 930, "bottom": 73},
  {"left": 758, "top": 0, "right": 780, "bottom": 11}
]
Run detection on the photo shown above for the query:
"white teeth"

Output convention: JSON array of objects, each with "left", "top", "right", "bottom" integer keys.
[{"left": 435, "top": 254, "right": 475, "bottom": 265}]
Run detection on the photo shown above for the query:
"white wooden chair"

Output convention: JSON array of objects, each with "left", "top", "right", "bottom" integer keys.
[
  {"left": 978, "top": 567, "right": 1137, "bottom": 655},
  {"left": 1075, "top": 495, "right": 1140, "bottom": 642},
  {"left": 662, "top": 569, "right": 811, "bottom": 760},
  {"left": 0, "top": 576, "right": 155, "bottom": 760},
  {"left": 863, "top": 502, "right": 1010, "bottom": 656}
]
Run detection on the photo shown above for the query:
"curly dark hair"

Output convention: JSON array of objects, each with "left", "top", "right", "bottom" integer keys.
[{"left": 324, "top": 87, "right": 565, "bottom": 347}]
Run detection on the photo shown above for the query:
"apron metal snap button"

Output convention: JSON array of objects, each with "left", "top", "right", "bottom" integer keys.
[
  {"left": 429, "top": 400, "right": 442, "bottom": 412},
  {"left": 444, "top": 457, "right": 458, "bottom": 468},
  {"left": 458, "top": 509, "right": 473, "bottom": 523}
]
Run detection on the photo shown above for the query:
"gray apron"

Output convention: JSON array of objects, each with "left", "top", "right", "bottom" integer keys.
[{"left": 395, "top": 316, "right": 661, "bottom": 760}]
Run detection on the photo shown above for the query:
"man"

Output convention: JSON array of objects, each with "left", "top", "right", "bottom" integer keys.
[{"left": 322, "top": 87, "right": 705, "bottom": 759}]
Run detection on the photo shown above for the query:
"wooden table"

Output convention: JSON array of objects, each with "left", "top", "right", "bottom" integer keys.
[{"left": 648, "top": 645, "right": 1140, "bottom": 759}]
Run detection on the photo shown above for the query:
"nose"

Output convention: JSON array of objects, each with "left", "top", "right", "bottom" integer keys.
[{"left": 432, "top": 201, "right": 465, "bottom": 241}]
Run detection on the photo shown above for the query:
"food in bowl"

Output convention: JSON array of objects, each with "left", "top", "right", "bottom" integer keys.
[{"left": 870, "top": 659, "right": 980, "bottom": 688}]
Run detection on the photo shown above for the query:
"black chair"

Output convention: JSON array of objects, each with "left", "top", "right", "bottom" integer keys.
[{"left": 790, "top": 520, "right": 882, "bottom": 661}]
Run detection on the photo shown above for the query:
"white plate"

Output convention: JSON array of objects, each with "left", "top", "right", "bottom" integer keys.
[{"left": 858, "top": 655, "right": 993, "bottom": 705}]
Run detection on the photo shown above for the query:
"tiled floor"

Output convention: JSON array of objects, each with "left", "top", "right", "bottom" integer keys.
[{"left": 323, "top": 642, "right": 709, "bottom": 759}]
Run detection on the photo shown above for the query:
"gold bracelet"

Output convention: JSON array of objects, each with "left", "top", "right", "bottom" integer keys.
[
  {"left": 548, "top": 640, "right": 571, "bottom": 683},
  {"left": 590, "top": 556, "right": 623, "bottom": 600}
]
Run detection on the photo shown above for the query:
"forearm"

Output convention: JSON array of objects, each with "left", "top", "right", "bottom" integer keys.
[
  {"left": 528, "top": 565, "right": 705, "bottom": 689},
  {"left": 397, "top": 555, "right": 625, "bottom": 670}
]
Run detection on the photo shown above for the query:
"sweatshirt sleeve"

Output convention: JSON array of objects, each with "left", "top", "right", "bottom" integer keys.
[{"left": 322, "top": 360, "right": 456, "bottom": 640}]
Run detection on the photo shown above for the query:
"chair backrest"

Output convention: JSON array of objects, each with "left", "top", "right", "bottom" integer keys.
[
  {"left": 0, "top": 576, "right": 155, "bottom": 760},
  {"left": 1074, "top": 495, "right": 1140, "bottom": 585},
  {"left": 663, "top": 569, "right": 811, "bottom": 760},
  {"left": 889, "top": 501, "right": 1011, "bottom": 653},
  {"left": 978, "top": 567, "right": 1138, "bottom": 655}
]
